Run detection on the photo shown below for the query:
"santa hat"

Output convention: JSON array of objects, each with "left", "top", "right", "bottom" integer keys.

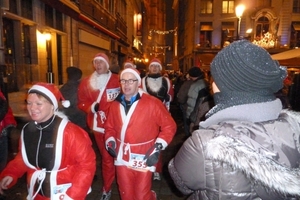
[
  {"left": 149, "top": 58, "right": 162, "bottom": 71},
  {"left": 120, "top": 68, "right": 141, "bottom": 86},
  {"left": 28, "top": 82, "right": 70, "bottom": 110},
  {"left": 123, "top": 59, "right": 136, "bottom": 69},
  {"left": 93, "top": 53, "right": 110, "bottom": 70}
]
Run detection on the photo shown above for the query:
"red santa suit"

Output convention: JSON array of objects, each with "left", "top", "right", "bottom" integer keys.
[
  {"left": 105, "top": 89, "right": 176, "bottom": 200},
  {"left": 78, "top": 70, "right": 120, "bottom": 193},
  {"left": 0, "top": 116, "right": 96, "bottom": 200}
]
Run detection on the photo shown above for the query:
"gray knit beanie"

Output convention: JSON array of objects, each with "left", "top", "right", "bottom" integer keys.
[
  {"left": 211, "top": 40, "right": 287, "bottom": 94},
  {"left": 206, "top": 40, "right": 287, "bottom": 118}
]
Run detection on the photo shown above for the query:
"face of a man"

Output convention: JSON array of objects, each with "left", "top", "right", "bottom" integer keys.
[
  {"left": 149, "top": 64, "right": 161, "bottom": 74},
  {"left": 94, "top": 59, "right": 108, "bottom": 75},
  {"left": 120, "top": 72, "right": 139, "bottom": 101},
  {"left": 27, "top": 93, "right": 54, "bottom": 123}
]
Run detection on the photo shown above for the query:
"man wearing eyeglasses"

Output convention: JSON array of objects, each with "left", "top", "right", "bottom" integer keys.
[
  {"left": 104, "top": 67, "right": 176, "bottom": 200},
  {"left": 78, "top": 52, "right": 120, "bottom": 200}
]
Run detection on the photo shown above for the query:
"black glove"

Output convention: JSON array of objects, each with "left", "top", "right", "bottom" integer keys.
[
  {"left": 94, "top": 103, "right": 99, "bottom": 112},
  {"left": 143, "top": 143, "right": 163, "bottom": 167},
  {"left": 164, "top": 94, "right": 170, "bottom": 102},
  {"left": 107, "top": 141, "right": 117, "bottom": 158}
]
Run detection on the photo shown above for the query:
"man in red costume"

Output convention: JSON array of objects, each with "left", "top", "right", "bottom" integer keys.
[
  {"left": 141, "top": 58, "right": 174, "bottom": 180},
  {"left": 105, "top": 68, "right": 176, "bottom": 200},
  {"left": 78, "top": 53, "right": 120, "bottom": 200}
]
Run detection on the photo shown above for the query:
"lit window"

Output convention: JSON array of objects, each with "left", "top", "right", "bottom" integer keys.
[
  {"left": 222, "top": 0, "right": 234, "bottom": 14},
  {"left": 200, "top": 0, "right": 213, "bottom": 14}
]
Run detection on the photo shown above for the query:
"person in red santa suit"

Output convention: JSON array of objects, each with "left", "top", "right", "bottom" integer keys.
[
  {"left": 0, "top": 90, "right": 17, "bottom": 173},
  {"left": 0, "top": 82, "right": 96, "bottom": 200},
  {"left": 77, "top": 52, "right": 120, "bottom": 200},
  {"left": 141, "top": 58, "right": 174, "bottom": 180},
  {"left": 104, "top": 68, "right": 176, "bottom": 200}
]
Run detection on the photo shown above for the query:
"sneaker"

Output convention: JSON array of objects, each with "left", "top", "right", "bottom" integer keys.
[
  {"left": 100, "top": 190, "right": 111, "bottom": 200},
  {"left": 153, "top": 172, "right": 161, "bottom": 181}
]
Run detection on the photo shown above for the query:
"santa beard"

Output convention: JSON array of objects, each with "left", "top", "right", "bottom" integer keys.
[{"left": 90, "top": 71, "right": 109, "bottom": 90}]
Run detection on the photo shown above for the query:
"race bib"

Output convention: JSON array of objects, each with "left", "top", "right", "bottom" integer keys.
[
  {"left": 128, "top": 153, "right": 148, "bottom": 172},
  {"left": 52, "top": 183, "right": 72, "bottom": 199},
  {"left": 106, "top": 88, "right": 120, "bottom": 102}
]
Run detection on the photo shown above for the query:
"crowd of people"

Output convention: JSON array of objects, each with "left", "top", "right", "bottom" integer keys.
[{"left": 1, "top": 39, "right": 300, "bottom": 200}]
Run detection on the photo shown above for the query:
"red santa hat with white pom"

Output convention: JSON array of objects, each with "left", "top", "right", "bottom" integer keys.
[
  {"left": 123, "top": 59, "right": 136, "bottom": 69},
  {"left": 28, "top": 82, "right": 70, "bottom": 110}
]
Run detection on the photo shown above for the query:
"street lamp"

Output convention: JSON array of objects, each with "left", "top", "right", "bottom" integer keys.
[{"left": 235, "top": 4, "right": 245, "bottom": 40}]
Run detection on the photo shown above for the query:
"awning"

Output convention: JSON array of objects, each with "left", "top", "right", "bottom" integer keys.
[
  {"left": 271, "top": 49, "right": 300, "bottom": 60},
  {"left": 200, "top": 25, "right": 213, "bottom": 31},
  {"left": 293, "top": 24, "right": 300, "bottom": 31},
  {"left": 222, "top": 25, "right": 235, "bottom": 30}
]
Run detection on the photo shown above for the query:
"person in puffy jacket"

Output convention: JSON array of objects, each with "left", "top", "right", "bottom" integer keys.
[
  {"left": 168, "top": 40, "right": 300, "bottom": 200},
  {"left": 0, "top": 82, "right": 96, "bottom": 200}
]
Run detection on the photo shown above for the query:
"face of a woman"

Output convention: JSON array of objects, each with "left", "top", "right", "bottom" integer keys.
[{"left": 27, "top": 93, "right": 54, "bottom": 123}]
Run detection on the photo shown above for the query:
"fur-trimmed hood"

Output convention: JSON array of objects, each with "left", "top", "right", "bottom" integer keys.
[{"left": 169, "top": 109, "right": 300, "bottom": 199}]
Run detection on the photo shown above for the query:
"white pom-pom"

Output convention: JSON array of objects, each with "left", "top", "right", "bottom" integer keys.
[{"left": 62, "top": 100, "right": 70, "bottom": 108}]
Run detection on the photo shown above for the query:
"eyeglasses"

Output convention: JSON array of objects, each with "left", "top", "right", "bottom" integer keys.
[{"left": 120, "top": 79, "right": 138, "bottom": 85}]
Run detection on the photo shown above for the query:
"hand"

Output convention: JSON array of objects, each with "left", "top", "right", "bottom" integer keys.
[
  {"left": 143, "top": 143, "right": 163, "bottom": 167},
  {"left": 107, "top": 141, "right": 117, "bottom": 158},
  {"left": 94, "top": 103, "right": 99, "bottom": 112},
  {"left": 0, "top": 176, "right": 13, "bottom": 194}
]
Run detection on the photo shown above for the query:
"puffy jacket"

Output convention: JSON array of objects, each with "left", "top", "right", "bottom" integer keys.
[
  {"left": 186, "top": 78, "right": 208, "bottom": 118},
  {"left": 169, "top": 99, "right": 300, "bottom": 200}
]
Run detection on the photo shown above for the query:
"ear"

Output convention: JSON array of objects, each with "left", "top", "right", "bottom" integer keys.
[{"left": 212, "top": 82, "right": 220, "bottom": 93}]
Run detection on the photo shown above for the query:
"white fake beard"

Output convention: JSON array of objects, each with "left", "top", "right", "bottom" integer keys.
[
  {"left": 147, "top": 77, "right": 162, "bottom": 93},
  {"left": 90, "top": 72, "right": 109, "bottom": 90}
]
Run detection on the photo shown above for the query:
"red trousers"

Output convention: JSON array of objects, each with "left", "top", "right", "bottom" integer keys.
[
  {"left": 94, "top": 131, "right": 115, "bottom": 192},
  {"left": 116, "top": 166, "right": 157, "bottom": 200}
]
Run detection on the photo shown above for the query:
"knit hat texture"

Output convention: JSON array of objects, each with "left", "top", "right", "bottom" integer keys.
[
  {"left": 93, "top": 53, "right": 109, "bottom": 70},
  {"left": 211, "top": 40, "right": 287, "bottom": 95},
  {"left": 188, "top": 66, "right": 203, "bottom": 78},
  {"left": 120, "top": 68, "right": 141, "bottom": 86},
  {"left": 149, "top": 58, "right": 162, "bottom": 71},
  {"left": 29, "top": 82, "right": 70, "bottom": 110},
  {"left": 67, "top": 66, "right": 82, "bottom": 81}
]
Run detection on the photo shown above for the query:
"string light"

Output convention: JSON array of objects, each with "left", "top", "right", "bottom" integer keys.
[{"left": 252, "top": 32, "right": 275, "bottom": 49}]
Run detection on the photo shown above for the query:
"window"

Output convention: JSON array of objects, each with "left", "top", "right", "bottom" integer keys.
[
  {"left": 255, "top": 16, "right": 269, "bottom": 38},
  {"left": 222, "top": 0, "right": 234, "bottom": 14},
  {"left": 21, "top": 0, "right": 33, "bottom": 20},
  {"left": 200, "top": 0, "right": 213, "bottom": 14},
  {"left": 290, "top": 22, "right": 300, "bottom": 48},
  {"left": 45, "top": 4, "right": 64, "bottom": 31},
  {"left": 221, "top": 22, "right": 235, "bottom": 46},
  {"left": 293, "top": 0, "right": 300, "bottom": 13},
  {"left": 108, "top": 0, "right": 115, "bottom": 14},
  {"left": 199, "top": 22, "right": 213, "bottom": 48}
]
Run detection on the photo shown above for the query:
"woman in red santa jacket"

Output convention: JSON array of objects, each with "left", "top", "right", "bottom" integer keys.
[
  {"left": 77, "top": 53, "right": 120, "bottom": 199},
  {"left": 104, "top": 68, "right": 176, "bottom": 200},
  {"left": 0, "top": 82, "right": 96, "bottom": 200}
]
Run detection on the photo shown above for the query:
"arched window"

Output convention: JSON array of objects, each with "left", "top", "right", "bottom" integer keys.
[{"left": 256, "top": 16, "right": 269, "bottom": 38}]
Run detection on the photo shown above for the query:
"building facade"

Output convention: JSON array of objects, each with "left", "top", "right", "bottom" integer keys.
[
  {"left": 174, "top": 0, "right": 300, "bottom": 73},
  {"left": 0, "top": 0, "right": 168, "bottom": 95}
]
